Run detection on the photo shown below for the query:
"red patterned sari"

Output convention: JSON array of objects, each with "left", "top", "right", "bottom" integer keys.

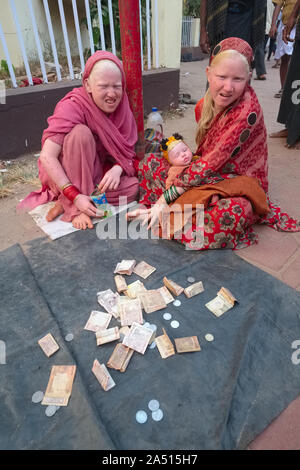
[{"left": 138, "top": 84, "right": 300, "bottom": 250}]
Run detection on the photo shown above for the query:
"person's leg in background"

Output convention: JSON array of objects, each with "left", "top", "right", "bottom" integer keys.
[{"left": 254, "top": 39, "right": 267, "bottom": 79}]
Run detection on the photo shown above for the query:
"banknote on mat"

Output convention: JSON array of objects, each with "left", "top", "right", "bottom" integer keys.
[
  {"left": 114, "top": 259, "right": 136, "bottom": 275},
  {"left": 116, "top": 295, "right": 132, "bottom": 317},
  {"left": 97, "top": 289, "right": 120, "bottom": 318},
  {"left": 163, "top": 276, "right": 184, "bottom": 296},
  {"left": 92, "top": 359, "right": 115, "bottom": 391},
  {"left": 205, "top": 287, "right": 237, "bottom": 317},
  {"left": 120, "top": 298, "right": 143, "bottom": 326},
  {"left": 114, "top": 275, "right": 128, "bottom": 293},
  {"left": 174, "top": 336, "right": 201, "bottom": 353},
  {"left": 107, "top": 343, "right": 134, "bottom": 372},
  {"left": 155, "top": 328, "right": 175, "bottom": 359},
  {"left": 96, "top": 326, "right": 120, "bottom": 346},
  {"left": 133, "top": 261, "right": 156, "bottom": 279},
  {"left": 38, "top": 333, "right": 60, "bottom": 357},
  {"left": 125, "top": 280, "right": 147, "bottom": 299},
  {"left": 119, "top": 325, "right": 131, "bottom": 341},
  {"left": 84, "top": 310, "right": 112, "bottom": 332},
  {"left": 184, "top": 281, "right": 204, "bottom": 298},
  {"left": 157, "top": 286, "right": 174, "bottom": 304},
  {"left": 42, "top": 365, "right": 76, "bottom": 406},
  {"left": 122, "top": 322, "right": 153, "bottom": 354},
  {"left": 139, "top": 290, "right": 167, "bottom": 313}
]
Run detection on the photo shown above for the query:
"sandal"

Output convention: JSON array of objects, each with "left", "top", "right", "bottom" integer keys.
[
  {"left": 274, "top": 89, "right": 283, "bottom": 98},
  {"left": 254, "top": 75, "right": 267, "bottom": 80}
]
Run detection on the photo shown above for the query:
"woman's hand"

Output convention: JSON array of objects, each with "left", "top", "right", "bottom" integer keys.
[
  {"left": 144, "top": 196, "right": 168, "bottom": 230},
  {"left": 282, "top": 16, "right": 296, "bottom": 44},
  {"left": 74, "top": 194, "right": 98, "bottom": 218},
  {"left": 126, "top": 196, "right": 168, "bottom": 230},
  {"left": 98, "top": 165, "right": 123, "bottom": 193}
]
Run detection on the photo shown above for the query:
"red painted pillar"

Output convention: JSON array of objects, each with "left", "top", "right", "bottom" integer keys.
[{"left": 118, "top": 0, "right": 145, "bottom": 159}]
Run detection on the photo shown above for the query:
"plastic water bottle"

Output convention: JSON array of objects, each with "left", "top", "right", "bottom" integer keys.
[{"left": 147, "top": 107, "right": 163, "bottom": 135}]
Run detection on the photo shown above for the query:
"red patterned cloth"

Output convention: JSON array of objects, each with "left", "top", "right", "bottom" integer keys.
[
  {"left": 178, "top": 84, "right": 268, "bottom": 193},
  {"left": 137, "top": 84, "right": 300, "bottom": 250}
]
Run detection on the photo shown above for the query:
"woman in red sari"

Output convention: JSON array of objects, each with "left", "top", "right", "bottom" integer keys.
[
  {"left": 129, "top": 37, "right": 299, "bottom": 249},
  {"left": 18, "top": 51, "right": 139, "bottom": 230}
]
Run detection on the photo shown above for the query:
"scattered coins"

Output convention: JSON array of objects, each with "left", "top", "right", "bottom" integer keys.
[
  {"left": 31, "top": 391, "right": 44, "bottom": 403},
  {"left": 187, "top": 276, "right": 195, "bottom": 283},
  {"left": 205, "top": 334, "right": 214, "bottom": 342},
  {"left": 65, "top": 333, "right": 74, "bottom": 342},
  {"left": 148, "top": 324, "right": 157, "bottom": 332},
  {"left": 45, "top": 405, "right": 59, "bottom": 417},
  {"left": 136, "top": 399, "right": 164, "bottom": 424},
  {"left": 170, "top": 320, "right": 180, "bottom": 329},
  {"left": 136, "top": 410, "right": 148, "bottom": 424},
  {"left": 173, "top": 300, "right": 181, "bottom": 307},
  {"left": 148, "top": 399, "right": 160, "bottom": 412},
  {"left": 163, "top": 312, "right": 172, "bottom": 320},
  {"left": 152, "top": 409, "right": 164, "bottom": 422}
]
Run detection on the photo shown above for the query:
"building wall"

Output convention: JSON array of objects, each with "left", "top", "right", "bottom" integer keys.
[
  {"left": 0, "top": 0, "right": 89, "bottom": 70},
  {"left": 152, "top": 0, "right": 182, "bottom": 69},
  {"left": 0, "top": 68, "right": 179, "bottom": 158},
  {"left": 1, "top": 0, "right": 183, "bottom": 72},
  {"left": 0, "top": 0, "right": 23, "bottom": 67}
]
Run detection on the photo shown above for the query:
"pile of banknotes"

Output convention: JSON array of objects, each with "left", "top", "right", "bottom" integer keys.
[{"left": 34, "top": 259, "right": 237, "bottom": 406}]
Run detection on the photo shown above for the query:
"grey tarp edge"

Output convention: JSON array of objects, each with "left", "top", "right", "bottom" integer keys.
[
  {"left": 0, "top": 243, "right": 115, "bottom": 450},
  {"left": 1, "top": 224, "right": 300, "bottom": 449}
]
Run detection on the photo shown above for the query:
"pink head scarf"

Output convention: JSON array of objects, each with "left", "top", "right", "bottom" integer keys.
[{"left": 42, "top": 51, "right": 138, "bottom": 176}]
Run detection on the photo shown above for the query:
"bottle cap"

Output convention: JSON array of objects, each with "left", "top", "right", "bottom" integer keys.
[{"left": 151, "top": 107, "right": 158, "bottom": 112}]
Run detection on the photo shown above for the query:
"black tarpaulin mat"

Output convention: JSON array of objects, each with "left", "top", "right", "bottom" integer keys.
[
  {"left": 1, "top": 226, "right": 300, "bottom": 450},
  {"left": 0, "top": 243, "right": 114, "bottom": 450}
]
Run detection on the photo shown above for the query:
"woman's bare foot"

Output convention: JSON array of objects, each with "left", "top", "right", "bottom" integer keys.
[
  {"left": 72, "top": 213, "right": 94, "bottom": 230},
  {"left": 269, "top": 129, "right": 288, "bottom": 138},
  {"left": 46, "top": 202, "right": 64, "bottom": 222}
]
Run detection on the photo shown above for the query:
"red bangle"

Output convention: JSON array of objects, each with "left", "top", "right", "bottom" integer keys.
[{"left": 62, "top": 184, "right": 81, "bottom": 203}]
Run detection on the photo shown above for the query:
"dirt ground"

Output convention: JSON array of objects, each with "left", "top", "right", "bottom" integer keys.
[{"left": 1, "top": 56, "right": 299, "bottom": 257}]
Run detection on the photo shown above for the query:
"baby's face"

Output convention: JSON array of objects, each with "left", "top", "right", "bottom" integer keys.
[{"left": 168, "top": 141, "right": 193, "bottom": 166}]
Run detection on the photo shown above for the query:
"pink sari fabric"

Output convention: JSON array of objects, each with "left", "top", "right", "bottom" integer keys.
[
  {"left": 18, "top": 51, "right": 138, "bottom": 218},
  {"left": 38, "top": 124, "right": 139, "bottom": 222}
]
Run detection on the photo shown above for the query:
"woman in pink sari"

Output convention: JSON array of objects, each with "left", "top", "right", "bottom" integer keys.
[{"left": 18, "top": 51, "right": 139, "bottom": 230}]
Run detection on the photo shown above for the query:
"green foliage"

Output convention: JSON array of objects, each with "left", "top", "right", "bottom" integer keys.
[
  {"left": 183, "top": 0, "right": 201, "bottom": 17},
  {"left": 81, "top": 0, "right": 149, "bottom": 58},
  {"left": 1, "top": 60, "right": 9, "bottom": 74},
  {"left": 0, "top": 60, "right": 16, "bottom": 79},
  {"left": 0, "top": 59, "right": 12, "bottom": 77}
]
